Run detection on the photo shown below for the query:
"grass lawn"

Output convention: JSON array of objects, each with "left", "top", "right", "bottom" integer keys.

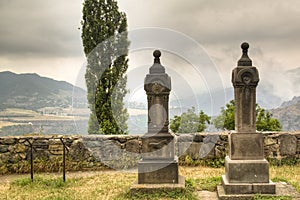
[{"left": 0, "top": 165, "right": 299, "bottom": 200}]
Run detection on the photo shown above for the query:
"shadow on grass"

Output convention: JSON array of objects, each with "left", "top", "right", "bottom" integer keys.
[{"left": 114, "top": 179, "right": 198, "bottom": 200}]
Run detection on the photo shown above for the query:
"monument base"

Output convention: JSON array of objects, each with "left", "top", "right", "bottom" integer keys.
[
  {"left": 221, "top": 156, "right": 276, "bottom": 194},
  {"left": 138, "top": 158, "right": 179, "bottom": 184},
  {"left": 217, "top": 182, "right": 300, "bottom": 200},
  {"left": 130, "top": 175, "right": 185, "bottom": 196},
  {"left": 221, "top": 175, "right": 276, "bottom": 195},
  {"left": 225, "top": 156, "right": 270, "bottom": 183}
]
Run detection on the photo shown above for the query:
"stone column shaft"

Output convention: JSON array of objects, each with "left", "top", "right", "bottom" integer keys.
[{"left": 234, "top": 86, "right": 256, "bottom": 132}]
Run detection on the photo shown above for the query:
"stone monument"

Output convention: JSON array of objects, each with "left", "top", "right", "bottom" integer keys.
[
  {"left": 218, "top": 43, "right": 276, "bottom": 198},
  {"left": 131, "top": 50, "right": 185, "bottom": 194}
]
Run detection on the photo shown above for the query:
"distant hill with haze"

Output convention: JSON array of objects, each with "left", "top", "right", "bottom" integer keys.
[
  {"left": 270, "top": 96, "right": 300, "bottom": 131},
  {"left": 0, "top": 71, "right": 87, "bottom": 110}
]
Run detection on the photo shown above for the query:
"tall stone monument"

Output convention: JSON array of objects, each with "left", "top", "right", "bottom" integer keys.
[
  {"left": 131, "top": 50, "right": 184, "bottom": 194},
  {"left": 218, "top": 43, "right": 276, "bottom": 197}
]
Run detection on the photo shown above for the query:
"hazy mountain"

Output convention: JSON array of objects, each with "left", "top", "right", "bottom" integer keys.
[
  {"left": 0, "top": 71, "right": 87, "bottom": 110},
  {"left": 167, "top": 67, "right": 300, "bottom": 115},
  {"left": 286, "top": 67, "right": 300, "bottom": 81},
  {"left": 286, "top": 67, "right": 300, "bottom": 95},
  {"left": 280, "top": 96, "right": 300, "bottom": 108},
  {"left": 169, "top": 86, "right": 283, "bottom": 116},
  {"left": 270, "top": 96, "right": 300, "bottom": 131}
]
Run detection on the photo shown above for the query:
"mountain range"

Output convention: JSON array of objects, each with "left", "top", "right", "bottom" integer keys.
[
  {"left": 0, "top": 71, "right": 87, "bottom": 110},
  {"left": 270, "top": 96, "right": 300, "bottom": 131}
]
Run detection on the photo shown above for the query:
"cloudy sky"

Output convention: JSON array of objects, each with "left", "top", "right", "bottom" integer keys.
[{"left": 1, "top": 0, "right": 300, "bottom": 102}]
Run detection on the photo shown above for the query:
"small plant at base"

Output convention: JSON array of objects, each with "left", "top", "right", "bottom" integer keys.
[
  {"left": 271, "top": 177, "right": 289, "bottom": 183},
  {"left": 179, "top": 155, "right": 225, "bottom": 168},
  {"left": 268, "top": 158, "right": 300, "bottom": 166},
  {"left": 254, "top": 195, "right": 292, "bottom": 200},
  {"left": 127, "top": 179, "right": 197, "bottom": 200},
  {"left": 12, "top": 176, "right": 73, "bottom": 188},
  {"left": 193, "top": 176, "right": 222, "bottom": 192}
]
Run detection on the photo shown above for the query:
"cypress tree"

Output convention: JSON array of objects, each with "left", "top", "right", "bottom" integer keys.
[{"left": 82, "top": 0, "right": 129, "bottom": 134}]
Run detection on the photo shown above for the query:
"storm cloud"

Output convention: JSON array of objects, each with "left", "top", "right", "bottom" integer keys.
[
  {"left": 118, "top": 0, "right": 300, "bottom": 100},
  {"left": 0, "top": 0, "right": 299, "bottom": 100},
  {"left": 0, "top": 0, "right": 83, "bottom": 58}
]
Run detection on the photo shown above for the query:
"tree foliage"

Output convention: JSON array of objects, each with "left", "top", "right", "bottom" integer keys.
[
  {"left": 82, "top": 0, "right": 129, "bottom": 134},
  {"left": 214, "top": 100, "right": 235, "bottom": 131},
  {"left": 170, "top": 107, "right": 211, "bottom": 133},
  {"left": 256, "top": 106, "right": 282, "bottom": 131},
  {"left": 214, "top": 100, "right": 282, "bottom": 131}
]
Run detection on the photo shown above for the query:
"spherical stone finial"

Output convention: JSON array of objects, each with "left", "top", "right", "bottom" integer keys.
[
  {"left": 238, "top": 42, "right": 252, "bottom": 66},
  {"left": 241, "top": 42, "right": 249, "bottom": 53},
  {"left": 150, "top": 49, "right": 165, "bottom": 73},
  {"left": 153, "top": 50, "right": 161, "bottom": 58},
  {"left": 153, "top": 50, "right": 161, "bottom": 64}
]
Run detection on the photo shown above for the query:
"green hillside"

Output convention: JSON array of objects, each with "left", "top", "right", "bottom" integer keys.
[{"left": 0, "top": 71, "right": 87, "bottom": 110}]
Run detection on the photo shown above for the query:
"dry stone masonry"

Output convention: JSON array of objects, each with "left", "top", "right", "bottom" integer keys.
[{"left": 0, "top": 132, "right": 299, "bottom": 174}]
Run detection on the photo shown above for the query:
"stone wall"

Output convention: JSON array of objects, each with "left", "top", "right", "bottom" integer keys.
[{"left": 0, "top": 132, "right": 299, "bottom": 174}]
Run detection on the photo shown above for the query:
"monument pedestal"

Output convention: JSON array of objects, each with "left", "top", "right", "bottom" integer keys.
[
  {"left": 136, "top": 132, "right": 183, "bottom": 184},
  {"left": 229, "top": 132, "right": 264, "bottom": 160},
  {"left": 218, "top": 131, "right": 276, "bottom": 197},
  {"left": 221, "top": 156, "right": 276, "bottom": 194},
  {"left": 138, "top": 158, "right": 179, "bottom": 184},
  {"left": 225, "top": 157, "right": 270, "bottom": 183},
  {"left": 130, "top": 50, "right": 185, "bottom": 195},
  {"left": 131, "top": 133, "right": 185, "bottom": 195},
  {"left": 132, "top": 154, "right": 185, "bottom": 195},
  {"left": 221, "top": 175, "right": 275, "bottom": 195}
]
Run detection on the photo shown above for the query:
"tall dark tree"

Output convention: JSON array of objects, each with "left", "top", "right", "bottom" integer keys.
[{"left": 82, "top": 0, "right": 129, "bottom": 134}]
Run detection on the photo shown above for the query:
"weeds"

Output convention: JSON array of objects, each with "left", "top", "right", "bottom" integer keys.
[
  {"left": 192, "top": 176, "right": 221, "bottom": 192},
  {"left": 179, "top": 155, "right": 225, "bottom": 168},
  {"left": 254, "top": 195, "right": 292, "bottom": 200},
  {"left": 122, "top": 178, "right": 197, "bottom": 200},
  {"left": 12, "top": 176, "right": 71, "bottom": 188}
]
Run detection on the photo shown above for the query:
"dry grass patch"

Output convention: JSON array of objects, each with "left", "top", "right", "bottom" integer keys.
[
  {"left": 270, "top": 165, "right": 300, "bottom": 192},
  {"left": 0, "top": 172, "right": 137, "bottom": 200},
  {"left": 0, "top": 165, "right": 299, "bottom": 200},
  {"left": 180, "top": 166, "right": 224, "bottom": 179}
]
